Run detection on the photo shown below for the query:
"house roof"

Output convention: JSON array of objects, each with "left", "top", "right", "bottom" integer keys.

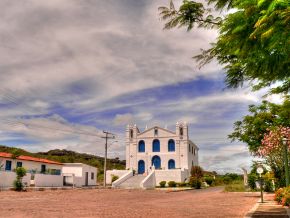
[{"left": 0, "top": 152, "right": 63, "bottom": 165}]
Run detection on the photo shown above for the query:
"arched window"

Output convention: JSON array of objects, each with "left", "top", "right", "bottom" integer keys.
[
  {"left": 193, "top": 148, "right": 196, "bottom": 156},
  {"left": 138, "top": 140, "right": 145, "bottom": 152},
  {"left": 152, "top": 139, "right": 160, "bottom": 152},
  {"left": 154, "top": 128, "right": 158, "bottom": 136},
  {"left": 138, "top": 160, "right": 145, "bottom": 174},
  {"left": 188, "top": 144, "right": 191, "bottom": 152},
  {"left": 168, "top": 159, "right": 175, "bottom": 169},
  {"left": 130, "top": 129, "right": 133, "bottom": 138},
  {"left": 152, "top": 155, "right": 161, "bottom": 169},
  {"left": 168, "top": 139, "right": 175, "bottom": 152},
  {"left": 180, "top": 127, "right": 183, "bottom": 136}
]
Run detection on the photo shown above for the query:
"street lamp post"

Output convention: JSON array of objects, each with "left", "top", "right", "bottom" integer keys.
[
  {"left": 282, "top": 138, "right": 290, "bottom": 186},
  {"left": 257, "top": 166, "right": 264, "bottom": 203}
]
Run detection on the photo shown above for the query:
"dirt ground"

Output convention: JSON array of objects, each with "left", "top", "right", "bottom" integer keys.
[{"left": 0, "top": 187, "right": 259, "bottom": 218}]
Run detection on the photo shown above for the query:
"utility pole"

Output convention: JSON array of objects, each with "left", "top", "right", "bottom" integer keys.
[{"left": 102, "top": 131, "right": 115, "bottom": 187}]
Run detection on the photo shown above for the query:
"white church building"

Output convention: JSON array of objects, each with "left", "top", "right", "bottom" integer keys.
[{"left": 107, "top": 122, "right": 199, "bottom": 188}]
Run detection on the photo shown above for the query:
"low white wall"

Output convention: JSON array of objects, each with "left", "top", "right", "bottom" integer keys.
[
  {"left": 106, "top": 170, "right": 130, "bottom": 184},
  {"left": 0, "top": 171, "right": 31, "bottom": 188},
  {"left": 112, "top": 171, "right": 133, "bottom": 188},
  {"left": 0, "top": 171, "right": 16, "bottom": 188},
  {"left": 34, "top": 174, "right": 63, "bottom": 187},
  {"left": 155, "top": 169, "right": 188, "bottom": 184},
  {"left": 141, "top": 171, "right": 155, "bottom": 189},
  {"left": 181, "top": 169, "right": 190, "bottom": 182}
]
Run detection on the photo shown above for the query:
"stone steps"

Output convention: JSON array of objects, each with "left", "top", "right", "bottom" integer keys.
[{"left": 117, "top": 175, "right": 146, "bottom": 189}]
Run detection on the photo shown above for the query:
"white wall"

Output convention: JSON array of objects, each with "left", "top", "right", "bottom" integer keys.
[
  {"left": 34, "top": 174, "right": 63, "bottom": 187},
  {"left": 106, "top": 170, "right": 130, "bottom": 184},
  {"left": 62, "top": 164, "right": 97, "bottom": 186},
  {"left": 141, "top": 171, "right": 155, "bottom": 189},
  {"left": 0, "top": 171, "right": 31, "bottom": 188},
  {"left": 155, "top": 169, "right": 189, "bottom": 184},
  {"left": 82, "top": 164, "right": 97, "bottom": 186},
  {"left": 0, "top": 157, "right": 62, "bottom": 173},
  {"left": 62, "top": 165, "right": 82, "bottom": 177}
]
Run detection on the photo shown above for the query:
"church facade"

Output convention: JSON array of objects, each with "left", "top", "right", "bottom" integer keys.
[{"left": 126, "top": 122, "right": 198, "bottom": 174}]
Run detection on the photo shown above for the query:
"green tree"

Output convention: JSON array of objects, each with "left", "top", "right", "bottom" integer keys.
[
  {"left": 159, "top": 0, "right": 290, "bottom": 94},
  {"left": 229, "top": 99, "right": 290, "bottom": 187},
  {"left": 13, "top": 167, "right": 27, "bottom": 191},
  {"left": 190, "top": 165, "right": 204, "bottom": 179},
  {"left": 228, "top": 98, "right": 290, "bottom": 153}
]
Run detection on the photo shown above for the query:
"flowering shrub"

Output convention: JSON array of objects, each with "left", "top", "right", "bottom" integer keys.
[
  {"left": 258, "top": 126, "right": 290, "bottom": 157},
  {"left": 275, "top": 188, "right": 284, "bottom": 203},
  {"left": 274, "top": 187, "right": 290, "bottom": 206},
  {"left": 282, "top": 193, "right": 290, "bottom": 206}
]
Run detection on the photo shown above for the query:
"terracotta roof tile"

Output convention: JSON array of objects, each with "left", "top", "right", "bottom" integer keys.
[{"left": 0, "top": 152, "right": 62, "bottom": 165}]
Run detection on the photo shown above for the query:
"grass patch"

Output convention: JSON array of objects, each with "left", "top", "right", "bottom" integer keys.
[{"left": 224, "top": 180, "right": 246, "bottom": 192}]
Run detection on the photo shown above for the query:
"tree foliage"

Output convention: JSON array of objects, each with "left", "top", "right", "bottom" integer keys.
[
  {"left": 228, "top": 98, "right": 290, "bottom": 153},
  {"left": 159, "top": 0, "right": 290, "bottom": 94},
  {"left": 190, "top": 165, "right": 204, "bottom": 178}
]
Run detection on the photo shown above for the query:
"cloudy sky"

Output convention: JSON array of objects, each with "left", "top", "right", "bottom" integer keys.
[{"left": 0, "top": 0, "right": 280, "bottom": 173}]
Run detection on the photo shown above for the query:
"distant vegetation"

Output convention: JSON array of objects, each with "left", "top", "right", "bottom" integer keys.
[{"left": 0, "top": 145, "right": 125, "bottom": 182}]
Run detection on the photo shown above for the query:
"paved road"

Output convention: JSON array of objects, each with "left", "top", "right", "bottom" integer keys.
[{"left": 0, "top": 187, "right": 259, "bottom": 218}]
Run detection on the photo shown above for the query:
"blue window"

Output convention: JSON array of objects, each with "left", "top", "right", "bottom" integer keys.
[
  {"left": 16, "top": 162, "right": 22, "bottom": 168},
  {"left": 152, "top": 139, "right": 160, "bottom": 152},
  {"left": 152, "top": 156, "right": 161, "bottom": 169},
  {"left": 138, "top": 140, "right": 145, "bottom": 152},
  {"left": 138, "top": 160, "right": 145, "bottom": 174},
  {"left": 168, "top": 139, "right": 175, "bottom": 152},
  {"left": 5, "top": 160, "right": 12, "bottom": 171},
  {"left": 168, "top": 159, "right": 175, "bottom": 169}
]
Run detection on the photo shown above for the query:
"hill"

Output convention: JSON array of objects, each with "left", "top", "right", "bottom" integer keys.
[{"left": 0, "top": 145, "right": 125, "bottom": 181}]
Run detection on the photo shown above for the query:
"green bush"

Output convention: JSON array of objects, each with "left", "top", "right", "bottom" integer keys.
[
  {"left": 264, "top": 179, "right": 274, "bottom": 192},
  {"left": 13, "top": 180, "right": 24, "bottom": 191},
  {"left": 159, "top": 181, "right": 166, "bottom": 188},
  {"left": 189, "top": 177, "right": 201, "bottom": 189},
  {"left": 111, "top": 175, "right": 119, "bottom": 183},
  {"left": 178, "top": 182, "right": 187, "bottom": 187},
  {"left": 204, "top": 177, "right": 213, "bottom": 186},
  {"left": 248, "top": 174, "right": 257, "bottom": 190},
  {"left": 16, "top": 167, "right": 26, "bottom": 178},
  {"left": 168, "top": 181, "right": 176, "bottom": 187},
  {"left": 13, "top": 167, "right": 26, "bottom": 191}
]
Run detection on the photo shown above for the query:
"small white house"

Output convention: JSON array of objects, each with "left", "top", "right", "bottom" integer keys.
[
  {"left": 0, "top": 151, "right": 63, "bottom": 188},
  {"left": 0, "top": 152, "right": 97, "bottom": 188},
  {"left": 62, "top": 163, "right": 97, "bottom": 187}
]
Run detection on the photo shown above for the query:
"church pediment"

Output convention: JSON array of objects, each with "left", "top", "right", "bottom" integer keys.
[{"left": 137, "top": 126, "right": 176, "bottom": 138}]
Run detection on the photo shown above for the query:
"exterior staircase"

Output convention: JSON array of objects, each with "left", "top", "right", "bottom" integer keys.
[{"left": 117, "top": 175, "right": 146, "bottom": 189}]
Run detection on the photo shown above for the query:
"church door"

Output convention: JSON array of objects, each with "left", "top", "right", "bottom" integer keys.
[
  {"left": 152, "top": 155, "right": 161, "bottom": 169},
  {"left": 138, "top": 160, "right": 145, "bottom": 174}
]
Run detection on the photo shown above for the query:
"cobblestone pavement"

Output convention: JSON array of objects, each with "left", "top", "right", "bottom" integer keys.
[
  {"left": 0, "top": 187, "right": 259, "bottom": 218},
  {"left": 246, "top": 193, "right": 289, "bottom": 217}
]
